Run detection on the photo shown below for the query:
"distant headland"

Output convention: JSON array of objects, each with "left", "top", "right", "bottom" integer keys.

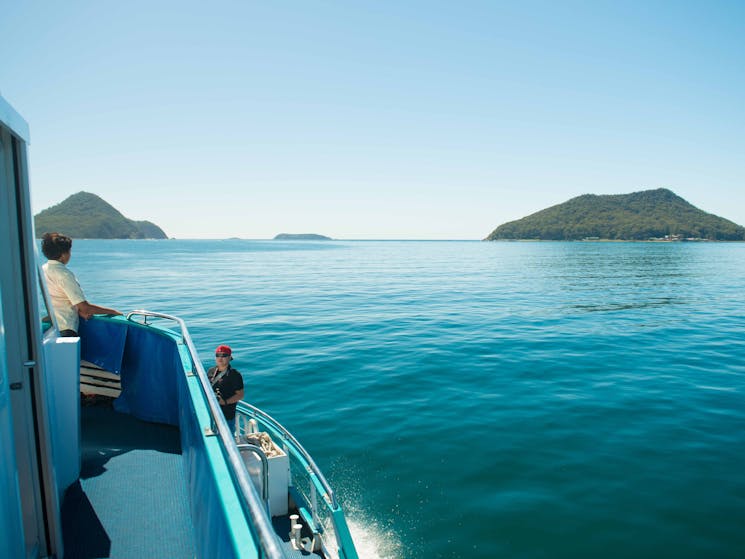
[
  {"left": 485, "top": 188, "right": 745, "bottom": 241},
  {"left": 34, "top": 191, "right": 168, "bottom": 239},
  {"left": 273, "top": 233, "right": 332, "bottom": 240}
]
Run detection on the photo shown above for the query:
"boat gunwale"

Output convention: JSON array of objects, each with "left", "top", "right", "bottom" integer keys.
[
  {"left": 122, "top": 309, "right": 290, "bottom": 559},
  {"left": 123, "top": 312, "right": 359, "bottom": 559}
]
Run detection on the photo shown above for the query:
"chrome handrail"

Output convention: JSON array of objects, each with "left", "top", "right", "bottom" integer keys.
[
  {"left": 125, "top": 310, "right": 288, "bottom": 559},
  {"left": 236, "top": 443, "right": 270, "bottom": 511},
  {"left": 235, "top": 404, "right": 359, "bottom": 559},
  {"left": 236, "top": 402, "right": 339, "bottom": 509}
]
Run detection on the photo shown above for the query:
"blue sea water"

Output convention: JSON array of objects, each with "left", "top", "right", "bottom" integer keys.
[{"left": 69, "top": 240, "right": 745, "bottom": 558}]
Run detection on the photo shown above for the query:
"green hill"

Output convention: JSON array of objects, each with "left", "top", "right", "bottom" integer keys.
[
  {"left": 34, "top": 191, "right": 167, "bottom": 239},
  {"left": 273, "top": 233, "right": 332, "bottom": 240},
  {"left": 486, "top": 188, "right": 745, "bottom": 241}
]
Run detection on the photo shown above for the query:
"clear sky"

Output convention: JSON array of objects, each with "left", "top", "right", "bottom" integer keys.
[{"left": 1, "top": 1, "right": 743, "bottom": 239}]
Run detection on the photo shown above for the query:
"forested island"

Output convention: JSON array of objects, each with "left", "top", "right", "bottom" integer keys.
[
  {"left": 486, "top": 188, "right": 745, "bottom": 241},
  {"left": 273, "top": 233, "right": 332, "bottom": 240},
  {"left": 34, "top": 192, "right": 167, "bottom": 239}
]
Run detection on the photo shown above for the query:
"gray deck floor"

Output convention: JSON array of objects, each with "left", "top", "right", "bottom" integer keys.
[{"left": 61, "top": 401, "right": 196, "bottom": 558}]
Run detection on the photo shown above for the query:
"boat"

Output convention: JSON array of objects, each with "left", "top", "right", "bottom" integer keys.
[{"left": 0, "top": 94, "right": 359, "bottom": 559}]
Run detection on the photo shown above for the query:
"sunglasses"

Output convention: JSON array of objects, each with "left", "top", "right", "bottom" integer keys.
[{"left": 215, "top": 353, "right": 230, "bottom": 358}]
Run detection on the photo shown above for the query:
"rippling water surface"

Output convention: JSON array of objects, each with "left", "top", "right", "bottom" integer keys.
[{"left": 70, "top": 240, "right": 745, "bottom": 558}]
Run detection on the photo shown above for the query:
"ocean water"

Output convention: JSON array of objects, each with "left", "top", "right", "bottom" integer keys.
[{"left": 68, "top": 240, "right": 745, "bottom": 558}]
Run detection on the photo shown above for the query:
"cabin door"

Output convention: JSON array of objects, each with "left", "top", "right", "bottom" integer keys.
[{"left": 0, "top": 113, "right": 64, "bottom": 558}]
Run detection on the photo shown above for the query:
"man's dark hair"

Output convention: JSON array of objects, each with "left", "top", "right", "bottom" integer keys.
[{"left": 41, "top": 232, "right": 73, "bottom": 260}]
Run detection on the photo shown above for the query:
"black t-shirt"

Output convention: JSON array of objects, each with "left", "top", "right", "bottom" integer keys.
[{"left": 207, "top": 365, "right": 244, "bottom": 420}]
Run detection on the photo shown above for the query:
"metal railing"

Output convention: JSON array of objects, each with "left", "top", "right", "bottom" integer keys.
[
  {"left": 236, "top": 401, "right": 338, "bottom": 509},
  {"left": 125, "top": 310, "right": 288, "bottom": 559},
  {"left": 235, "top": 403, "right": 360, "bottom": 559},
  {"left": 237, "top": 443, "right": 270, "bottom": 509}
]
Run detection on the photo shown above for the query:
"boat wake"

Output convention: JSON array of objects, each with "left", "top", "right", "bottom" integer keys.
[{"left": 345, "top": 514, "right": 402, "bottom": 559}]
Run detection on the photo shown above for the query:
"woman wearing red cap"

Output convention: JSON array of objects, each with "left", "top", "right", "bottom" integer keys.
[{"left": 207, "top": 344, "right": 244, "bottom": 434}]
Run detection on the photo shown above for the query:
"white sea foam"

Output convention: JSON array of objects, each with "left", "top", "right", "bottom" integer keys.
[{"left": 345, "top": 515, "right": 403, "bottom": 559}]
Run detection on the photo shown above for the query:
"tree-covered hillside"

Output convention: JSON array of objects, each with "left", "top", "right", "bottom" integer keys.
[
  {"left": 34, "top": 191, "right": 167, "bottom": 239},
  {"left": 273, "top": 233, "right": 332, "bottom": 240},
  {"left": 486, "top": 189, "right": 745, "bottom": 241}
]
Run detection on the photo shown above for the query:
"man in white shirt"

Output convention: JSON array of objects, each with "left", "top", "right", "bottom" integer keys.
[{"left": 41, "top": 232, "right": 121, "bottom": 336}]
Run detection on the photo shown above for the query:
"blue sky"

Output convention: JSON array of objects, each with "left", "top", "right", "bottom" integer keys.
[{"left": 1, "top": 1, "right": 743, "bottom": 239}]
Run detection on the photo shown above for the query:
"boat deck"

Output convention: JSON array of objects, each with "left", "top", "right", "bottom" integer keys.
[
  {"left": 271, "top": 515, "right": 324, "bottom": 559},
  {"left": 61, "top": 400, "right": 196, "bottom": 559}
]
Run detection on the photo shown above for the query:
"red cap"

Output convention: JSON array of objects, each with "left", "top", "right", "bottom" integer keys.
[{"left": 215, "top": 344, "right": 232, "bottom": 356}]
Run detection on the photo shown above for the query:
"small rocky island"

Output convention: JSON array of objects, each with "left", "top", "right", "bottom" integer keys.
[
  {"left": 34, "top": 191, "right": 167, "bottom": 239},
  {"left": 273, "top": 233, "right": 332, "bottom": 240},
  {"left": 485, "top": 188, "right": 745, "bottom": 241}
]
